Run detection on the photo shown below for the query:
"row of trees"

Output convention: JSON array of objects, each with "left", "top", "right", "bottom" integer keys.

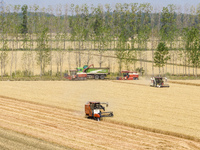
[{"left": 0, "top": 3, "right": 200, "bottom": 78}]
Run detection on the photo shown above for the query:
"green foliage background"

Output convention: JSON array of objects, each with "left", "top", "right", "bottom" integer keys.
[{"left": 0, "top": 3, "right": 200, "bottom": 79}]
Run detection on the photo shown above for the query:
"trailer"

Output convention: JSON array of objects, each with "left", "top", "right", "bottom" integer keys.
[
  {"left": 82, "top": 64, "right": 110, "bottom": 79},
  {"left": 65, "top": 64, "right": 109, "bottom": 80}
]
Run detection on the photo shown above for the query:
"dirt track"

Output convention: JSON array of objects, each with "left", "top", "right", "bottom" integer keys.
[{"left": 0, "top": 96, "right": 200, "bottom": 150}]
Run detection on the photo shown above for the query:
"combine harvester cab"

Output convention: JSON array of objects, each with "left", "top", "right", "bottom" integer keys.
[
  {"left": 85, "top": 102, "right": 113, "bottom": 121},
  {"left": 150, "top": 77, "right": 169, "bottom": 88},
  {"left": 116, "top": 71, "right": 139, "bottom": 80}
]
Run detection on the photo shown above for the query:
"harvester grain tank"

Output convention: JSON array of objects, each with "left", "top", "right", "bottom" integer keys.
[
  {"left": 116, "top": 71, "right": 139, "bottom": 80},
  {"left": 85, "top": 102, "right": 113, "bottom": 121},
  {"left": 150, "top": 77, "right": 169, "bottom": 88}
]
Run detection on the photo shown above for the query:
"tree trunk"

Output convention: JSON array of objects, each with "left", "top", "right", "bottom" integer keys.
[
  {"left": 79, "top": 40, "right": 81, "bottom": 67},
  {"left": 10, "top": 40, "right": 14, "bottom": 79},
  {"left": 68, "top": 51, "right": 71, "bottom": 74},
  {"left": 1, "top": 54, "right": 2, "bottom": 79},
  {"left": 196, "top": 66, "right": 197, "bottom": 78},
  {"left": 159, "top": 67, "right": 161, "bottom": 77},
  {"left": 60, "top": 52, "right": 63, "bottom": 78},
  {"left": 40, "top": 54, "right": 42, "bottom": 77}
]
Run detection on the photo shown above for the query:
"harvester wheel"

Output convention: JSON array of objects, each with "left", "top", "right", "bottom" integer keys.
[{"left": 95, "top": 75, "right": 99, "bottom": 80}]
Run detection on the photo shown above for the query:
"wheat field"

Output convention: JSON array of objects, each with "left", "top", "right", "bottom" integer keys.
[
  {"left": 1, "top": 95, "right": 200, "bottom": 149},
  {"left": 0, "top": 79, "right": 200, "bottom": 140}
]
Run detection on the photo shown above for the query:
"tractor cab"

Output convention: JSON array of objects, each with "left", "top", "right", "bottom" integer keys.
[
  {"left": 64, "top": 70, "right": 77, "bottom": 80},
  {"left": 123, "top": 72, "right": 129, "bottom": 77},
  {"left": 70, "top": 70, "right": 77, "bottom": 76},
  {"left": 155, "top": 77, "right": 163, "bottom": 85}
]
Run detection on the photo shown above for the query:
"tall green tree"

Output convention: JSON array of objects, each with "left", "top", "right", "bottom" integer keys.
[
  {"left": 154, "top": 42, "right": 170, "bottom": 76},
  {"left": 0, "top": 5, "right": 9, "bottom": 78},
  {"left": 21, "top": 4, "right": 28, "bottom": 34},
  {"left": 197, "top": 4, "right": 200, "bottom": 30},
  {"left": 55, "top": 5, "right": 65, "bottom": 77},
  {"left": 113, "top": 3, "right": 125, "bottom": 73},
  {"left": 13, "top": 5, "right": 21, "bottom": 77},
  {"left": 184, "top": 27, "right": 200, "bottom": 77},
  {"left": 36, "top": 7, "right": 50, "bottom": 76},
  {"left": 36, "top": 27, "right": 50, "bottom": 76},
  {"left": 160, "top": 5, "right": 176, "bottom": 43},
  {"left": 136, "top": 3, "right": 152, "bottom": 71},
  {"left": 93, "top": 4, "right": 107, "bottom": 68},
  {"left": 160, "top": 4, "right": 176, "bottom": 74},
  {"left": 21, "top": 4, "right": 32, "bottom": 76},
  {"left": 129, "top": 3, "right": 138, "bottom": 70}
]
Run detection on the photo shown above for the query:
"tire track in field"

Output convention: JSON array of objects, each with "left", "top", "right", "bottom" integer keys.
[
  {"left": 169, "top": 80, "right": 200, "bottom": 86},
  {"left": 0, "top": 96, "right": 200, "bottom": 150},
  {"left": 111, "top": 80, "right": 148, "bottom": 86}
]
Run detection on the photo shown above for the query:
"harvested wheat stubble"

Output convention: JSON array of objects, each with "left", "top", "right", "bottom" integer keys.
[
  {"left": 0, "top": 128, "right": 67, "bottom": 150},
  {"left": 0, "top": 96, "right": 200, "bottom": 150}
]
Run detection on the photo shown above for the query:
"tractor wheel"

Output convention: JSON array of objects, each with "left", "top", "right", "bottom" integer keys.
[
  {"left": 100, "top": 75, "right": 105, "bottom": 80},
  {"left": 95, "top": 75, "right": 99, "bottom": 80}
]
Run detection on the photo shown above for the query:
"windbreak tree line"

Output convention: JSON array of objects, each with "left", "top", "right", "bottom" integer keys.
[{"left": 0, "top": 3, "right": 200, "bottom": 78}]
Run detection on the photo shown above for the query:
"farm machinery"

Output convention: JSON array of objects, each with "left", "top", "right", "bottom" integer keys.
[
  {"left": 85, "top": 102, "right": 113, "bottom": 121},
  {"left": 116, "top": 71, "right": 139, "bottom": 80},
  {"left": 64, "top": 70, "right": 87, "bottom": 80},
  {"left": 65, "top": 64, "right": 110, "bottom": 80},
  {"left": 150, "top": 77, "right": 169, "bottom": 88}
]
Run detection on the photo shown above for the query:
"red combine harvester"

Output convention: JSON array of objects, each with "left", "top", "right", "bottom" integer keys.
[
  {"left": 64, "top": 70, "right": 87, "bottom": 80},
  {"left": 85, "top": 102, "right": 113, "bottom": 121},
  {"left": 116, "top": 71, "right": 139, "bottom": 80}
]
